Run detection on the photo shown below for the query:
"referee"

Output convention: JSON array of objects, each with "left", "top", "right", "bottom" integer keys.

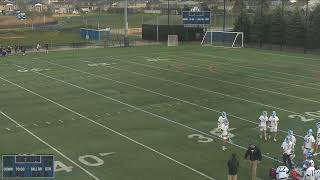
[{"left": 245, "top": 144, "right": 262, "bottom": 180}]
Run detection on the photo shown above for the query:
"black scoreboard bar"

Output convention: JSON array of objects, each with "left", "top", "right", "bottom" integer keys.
[{"left": 2, "top": 155, "right": 55, "bottom": 178}]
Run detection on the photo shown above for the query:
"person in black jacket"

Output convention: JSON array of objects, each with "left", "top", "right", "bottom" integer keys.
[
  {"left": 227, "top": 153, "right": 239, "bottom": 180},
  {"left": 245, "top": 144, "right": 262, "bottom": 180}
]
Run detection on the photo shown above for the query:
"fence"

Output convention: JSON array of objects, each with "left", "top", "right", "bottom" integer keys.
[{"left": 142, "top": 24, "right": 204, "bottom": 41}]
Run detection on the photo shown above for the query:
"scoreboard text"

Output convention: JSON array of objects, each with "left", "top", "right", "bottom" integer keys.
[
  {"left": 182, "top": 11, "right": 211, "bottom": 26},
  {"left": 2, "top": 155, "right": 54, "bottom": 178}
]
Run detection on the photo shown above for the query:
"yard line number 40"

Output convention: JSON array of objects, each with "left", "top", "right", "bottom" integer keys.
[{"left": 55, "top": 152, "right": 115, "bottom": 173}]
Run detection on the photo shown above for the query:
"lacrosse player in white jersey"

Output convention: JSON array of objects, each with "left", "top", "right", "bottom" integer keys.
[
  {"left": 315, "top": 169, "right": 320, "bottom": 180},
  {"left": 276, "top": 165, "right": 290, "bottom": 180},
  {"left": 315, "top": 122, "right": 320, "bottom": 153},
  {"left": 220, "top": 118, "right": 229, "bottom": 151},
  {"left": 304, "top": 129, "right": 316, "bottom": 159},
  {"left": 282, "top": 136, "right": 293, "bottom": 169},
  {"left": 218, "top": 111, "right": 227, "bottom": 131},
  {"left": 304, "top": 160, "right": 316, "bottom": 180},
  {"left": 287, "top": 130, "right": 297, "bottom": 160},
  {"left": 268, "top": 111, "right": 279, "bottom": 142},
  {"left": 258, "top": 111, "right": 268, "bottom": 141}
]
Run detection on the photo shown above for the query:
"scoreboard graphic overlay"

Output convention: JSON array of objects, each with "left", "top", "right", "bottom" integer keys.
[
  {"left": 2, "top": 154, "right": 55, "bottom": 178},
  {"left": 182, "top": 11, "right": 211, "bottom": 27}
]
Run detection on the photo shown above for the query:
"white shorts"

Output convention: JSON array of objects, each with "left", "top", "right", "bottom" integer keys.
[
  {"left": 221, "top": 131, "right": 229, "bottom": 140},
  {"left": 303, "top": 148, "right": 313, "bottom": 156},
  {"left": 276, "top": 174, "right": 289, "bottom": 180},
  {"left": 270, "top": 126, "right": 278, "bottom": 132},
  {"left": 259, "top": 125, "right": 267, "bottom": 131}
]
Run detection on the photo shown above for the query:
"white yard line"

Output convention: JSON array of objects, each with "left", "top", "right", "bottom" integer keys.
[
  {"left": 39, "top": 51, "right": 320, "bottom": 92},
  {"left": 0, "top": 76, "right": 217, "bottom": 180},
  {"left": 45, "top": 60, "right": 303, "bottom": 139},
  {"left": 257, "top": 51, "right": 320, "bottom": 61},
  {"left": 89, "top": 57, "right": 311, "bottom": 119},
  {"left": 151, "top": 54, "right": 320, "bottom": 92},
  {"left": 132, "top": 55, "right": 320, "bottom": 105},
  {"left": 158, "top": 53, "right": 320, "bottom": 88},
  {"left": 6, "top": 64, "right": 282, "bottom": 164},
  {"left": 189, "top": 52, "right": 320, "bottom": 85},
  {"left": 0, "top": 111, "right": 100, "bottom": 180},
  {"left": 219, "top": 48, "right": 320, "bottom": 72}
]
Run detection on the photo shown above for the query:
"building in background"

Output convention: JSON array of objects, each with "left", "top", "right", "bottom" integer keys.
[
  {"left": 0, "top": 2, "right": 18, "bottom": 12},
  {"left": 27, "top": 3, "right": 48, "bottom": 12}
]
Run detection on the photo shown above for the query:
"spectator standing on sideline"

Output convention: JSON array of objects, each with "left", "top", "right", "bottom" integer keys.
[
  {"left": 227, "top": 153, "right": 239, "bottom": 180},
  {"left": 14, "top": 45, "right": 18, "bottom": 53},
  {"left": 44, "top": 43, "right": 49, "bottom": 54},
  {"left": 36, "top": 43, "right": 40, "bottom": 51},
  {"left": 245, "top": 144, "right": 262, "bottom": 180},
  {"left": 21, "top": 46, "right": 26, "bottom": 56},
  {"left": 7, "top": 46, "right": 11, "bottom": 55}
]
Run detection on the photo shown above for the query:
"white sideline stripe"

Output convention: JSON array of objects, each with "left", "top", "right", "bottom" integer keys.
[
  {"left": 0, "top": 76, "right": 217, "bottom": 180},
  {"left": 157, "top": 53, "right": 320, "bottom": 92},
  {"left": 191, "top": 52, "right": 320, "bottom": 85},
  {"left": 136, "top": 55, "right": 320, "bottom": 105},
  {"left": 105, "top": 57, "right": 310, "bottom": 119},
  {"left": 0, "top": 111, "right": 100, "bottom": 180},
  {"left": 45, "top": 60, "right": 303, "bottom": 139},
  {"left": 9, "top": 64, "right": 281, "bottom": 164}
]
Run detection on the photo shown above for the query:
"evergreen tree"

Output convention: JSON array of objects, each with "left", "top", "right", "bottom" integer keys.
[
  {"left": 232, "top": 0, "right": 245, "bottom": 15},
  {"left": 308, "top": 5, "right": 320, "bottom": 49},
  {"left": 286, "top": 9, "right": 305, "bottom": 47},
  {"left": 233, "top": 10, "right": 251, "bottom": 42},
  {"left": 270, "top": 7, "right": 286, "bottom": 47},
  {"left": 250, "top": 13, "right": 270, "bottom": 47}
]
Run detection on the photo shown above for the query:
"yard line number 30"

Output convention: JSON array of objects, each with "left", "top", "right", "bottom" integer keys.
[
  {"left": 288, "top": 111, "right": 320, "bottom": 122},
  {"left": 187, "top": 128, "right": 236, "bottom": 144}
]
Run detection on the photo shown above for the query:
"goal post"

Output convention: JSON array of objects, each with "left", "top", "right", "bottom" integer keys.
[
  {"left": 168, "top": 35, "right": 178, "bottom": 46},
  {"left": 201, "top": 31, "right": 243, "bottom": 48}
]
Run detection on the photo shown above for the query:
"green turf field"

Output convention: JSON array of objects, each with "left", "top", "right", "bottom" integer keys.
[{"left": 1, "top": 45, "right": 320, "bottom": 179}]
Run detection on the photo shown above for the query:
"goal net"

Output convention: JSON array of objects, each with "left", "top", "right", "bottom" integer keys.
[
  {"left": 168, "top": 35, "right": 178, "bottom": 46},
  {"left": 201, "top": 31, "right": 243, "bottom": 48}
]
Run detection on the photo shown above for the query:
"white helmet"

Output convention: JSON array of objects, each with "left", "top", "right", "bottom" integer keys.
[
  {"left": 317, "top": 121, "right": 320, "bottom": 129},
  {"left": 221, "top": 111, "right": 227, "bottom": 118},
  {"left": 307, "top": 129, "right": 313, "bottom": 136},
  {"left": 309, "top": 160, "right": 315, "bottom": 167},
  {"left": 262, "top": 111, "right": 267, "bottom": 117}
]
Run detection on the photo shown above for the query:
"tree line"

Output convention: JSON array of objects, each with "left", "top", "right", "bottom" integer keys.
[{"left": 233, "top": 1, "right": 320, "bottom": 51}]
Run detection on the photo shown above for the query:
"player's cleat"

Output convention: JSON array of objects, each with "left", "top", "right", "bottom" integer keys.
[{"left": 273, "top": 138, "right": 277, "bottom": 142}]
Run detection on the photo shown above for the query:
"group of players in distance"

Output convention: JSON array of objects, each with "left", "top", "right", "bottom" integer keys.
[{"left": 217, "top": 111, "right": 320, "bottom": 180}]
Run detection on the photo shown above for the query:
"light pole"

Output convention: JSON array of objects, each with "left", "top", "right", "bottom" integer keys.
[
  {"left": 280, "top": 0, "right": 285, "bottom": 50},
  {"left": 223, "top": 0, "right": 226, "bottom": 31},
  {"left": 304, "top": 0, "right": 309, "bottom": 53},
  {"left": 124, "top": 0, "right": 129, "bottom": 46}
]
